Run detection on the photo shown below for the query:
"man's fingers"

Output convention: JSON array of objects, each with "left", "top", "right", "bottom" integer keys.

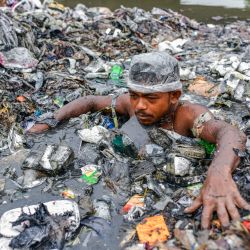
[
  {"left": 27, "top": 124, "right": 49, "bottom": 133},
  {"left": 217, "top": 204, "right": 229, "bottom": 227},
  {"left": 234, "top": 194, "right": 250, "bottom": 210},
  {"left": 226, "top": 200, "right": 240, "bottom": 221},
  {"left": 201, "top": 205, "right": 214, "bottom": 229},
  {"left": 184, "top": 196, "right": 202, "bottom": 213}
]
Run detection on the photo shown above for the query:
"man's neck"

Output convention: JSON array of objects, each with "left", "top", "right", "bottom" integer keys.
[{"left": 157, "top": 102, "right": 179, "bottom": 130}]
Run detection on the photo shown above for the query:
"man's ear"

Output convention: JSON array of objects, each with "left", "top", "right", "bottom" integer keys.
[{"left": 169, "top": 90, "right": 181, "bottom": 104}]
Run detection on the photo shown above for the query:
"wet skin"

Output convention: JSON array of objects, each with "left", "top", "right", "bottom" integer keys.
[
  {"left": 129, "top": 91, "right": 180, "bottom": 126},
  {"left": 29, "top": 91, "right": 249, "bottom": 229}
]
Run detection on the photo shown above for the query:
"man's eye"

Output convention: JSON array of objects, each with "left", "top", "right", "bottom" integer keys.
[{"left": 147, "top": 96, "right": 158, "bottom": 100}]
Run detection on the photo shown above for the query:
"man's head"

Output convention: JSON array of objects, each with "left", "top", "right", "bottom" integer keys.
[{"left": 127, "top": 52, "right": 182, "bottom": 125}]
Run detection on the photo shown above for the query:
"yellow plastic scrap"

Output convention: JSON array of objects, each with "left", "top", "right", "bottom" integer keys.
[
  {"left": 0, "top": 106, "right": 8, "bottom": 115},
  {"left": 48, "top": 2, "right": 65, "bottom": 12},
  {"left": 61, "top": 189, "right": 75, "bottom": 199},
  {"left": 136, "top": 215, "right": 170, "bottom": 246}
]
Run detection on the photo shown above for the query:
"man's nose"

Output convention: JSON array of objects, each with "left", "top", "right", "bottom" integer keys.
[{"left": 135, "top": 98, "right": 147, "bottom": 111}]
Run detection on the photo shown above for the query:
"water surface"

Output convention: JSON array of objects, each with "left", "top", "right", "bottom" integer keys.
[{"left": 60, "top": 0, "right": 250, "bottom": 23}]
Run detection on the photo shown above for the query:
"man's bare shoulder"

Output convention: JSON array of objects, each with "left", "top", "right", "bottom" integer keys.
[
  {"left": 175, "top": 101, "right": 213, "bottom": 131},
  {"left": 178, "top": 101, "right": 211, "bottom": 115}
]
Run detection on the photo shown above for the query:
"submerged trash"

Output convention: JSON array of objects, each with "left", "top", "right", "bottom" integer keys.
[
  {"left": 9, "top": 203, "right": 69, "bottom": 249},
  {"left": 93, "top": 198, "right": 111, "bottom": 221},
  {"left": 22, "top": 144, "right": 74, "bottom": 174},
  {"left": 22, "top": 169, "right": 46, "bottom": 189},
  {"left": 112, "top": 133, "right": 138, "bottom": 158},
  {"left": 0, "top": 200, "right": 80, "bottom": 248},
  {"left": 0, "top": 2, "right": 249, "bottom": 250}
]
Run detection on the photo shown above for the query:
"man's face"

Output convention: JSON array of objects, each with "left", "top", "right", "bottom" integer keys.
[{"left": 129, "top": 90, "right": 173, "bottom": 125}]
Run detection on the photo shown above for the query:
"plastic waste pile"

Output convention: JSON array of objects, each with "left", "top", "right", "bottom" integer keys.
[{"left": 0, "top": 1, "right": 250, "bottom": 250}]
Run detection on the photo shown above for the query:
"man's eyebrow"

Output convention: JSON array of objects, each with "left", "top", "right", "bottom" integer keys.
[
  {"left": 143, "top": 93, "right": 159, "bottom": 97},
  {"left": 129, "top": 91, "right": 138, "bottom": 95}
]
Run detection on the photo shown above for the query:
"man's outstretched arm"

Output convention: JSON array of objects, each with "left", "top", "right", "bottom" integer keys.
[
  {"left": 28, "top": 94, "right": 131, "bottom": 133},
  {"left": 183, "top": 105, "right": 248, "bottom": 228}
]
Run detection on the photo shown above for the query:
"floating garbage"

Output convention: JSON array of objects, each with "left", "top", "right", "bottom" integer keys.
[
  {"left": 22, "top": 144, "right": 74, "bottom": 175},
  {"left": 7, "top": 124, "right": 25, "bottom": 154},
  {"left": 0, "top": 11, "right": 18, "bottom": 50},
  {"left": 0, "top": 2, "right": 249, "bottom": 250},
  {"left": 93, "top": 198, "right": 111, "bottom": 221},
  {"left": 62, "top": 189, "right": 76, "bottom": 199},
  {"left": 136, "top": 215, "right": 170, "bottom": 245},
  {"left": 0, "top": 178, "right": 6, "bottom": 193},
  {"left": 163, "top": 154, "right": 192, "bottom": 176},
  {"left": 0, "top": 47, "right": 38, "bottom": 72},
  {"left": 0, "top": 200, "right": 80, "bottom": 249},
  {"left": 112, "top": 133, "right": 138, "bottom": 158},
  {"left": 21, "top": 169, "right": 46, "bottom": 189},
  {"left": 110, "top": 64, "right": 123, "bottom": 80},
  {"left": 122, "top": 195, "right": 145, "bottom": 213},
  {"left": 40, "top": 144, "right": 74, "bottom": 173},
  {"left": 81, "top": 164, "right": 102, "bottom": 185},
  {"left": 158, "top": 38, "right": 189, "bottom": 53},
  {"left": 78, "top": 126, "right": 109, "bottom": 144}
]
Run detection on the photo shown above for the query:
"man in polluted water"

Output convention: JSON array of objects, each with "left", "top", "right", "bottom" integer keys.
[{"left": 29, "top": 52, "right": 249, "bottom": 229}]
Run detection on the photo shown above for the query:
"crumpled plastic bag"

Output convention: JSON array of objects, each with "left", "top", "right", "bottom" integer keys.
[
  {"left": 0, "top": 200, "right": 80, "bottom": 246},
  {"left": 78, "top": 125, "right": 110, "bottom": 144},
  {"left": 0, "top": 11, "right": 18, "bottom": 50},
  {"left": 0, "top": 47, "right": 38, "bottom": 72}
]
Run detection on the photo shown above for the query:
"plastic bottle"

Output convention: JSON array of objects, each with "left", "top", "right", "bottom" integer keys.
[{"left": 110, "top": 65, "right": 123, "bottom": 80}]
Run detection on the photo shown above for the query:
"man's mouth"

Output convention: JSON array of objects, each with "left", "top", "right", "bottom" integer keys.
[{"left": 136, "top": 113, "right": 152, "bottom": 121}]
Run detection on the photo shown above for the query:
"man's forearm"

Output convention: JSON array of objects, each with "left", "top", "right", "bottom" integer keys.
[
  {"left": 186, "top": 119, "right": 249, "bottom": 228},
  {"left": 208, "top": 126, "right": 247, "bottom": 175},
  {"left": 54, "top": 96, "right": 95, "bottom": 121}
]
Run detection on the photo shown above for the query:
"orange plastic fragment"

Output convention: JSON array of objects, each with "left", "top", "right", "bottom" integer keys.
[
  {"left": 61, "top": 189, "right": 75, "bottom": 199},
  {"left": 16, "top": 96, "right": 26, "bottom": 102},
  {"left": 242, "top": 220, "right": 250, "bottom": 233},
  {"left": 123, "top": 195, "right": 144, "bottom": 213},
  {"left": 212, "top": 219, "right": 221, "bottom": 229},
  {"left": 136, "top": 215, "right": 170, "bottom": 245}
]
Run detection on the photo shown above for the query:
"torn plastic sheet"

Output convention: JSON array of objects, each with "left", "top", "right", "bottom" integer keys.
[{"left": 0, "top": 200, "right": 80, "bottom": 238}]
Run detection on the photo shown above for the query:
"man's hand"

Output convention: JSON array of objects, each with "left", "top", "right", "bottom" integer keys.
[
  {"left": 27, "top": 124, "right": 49, "bottom": 133},
  {"left": 184, "top": 171, "right": 250, "bottom": 229}
]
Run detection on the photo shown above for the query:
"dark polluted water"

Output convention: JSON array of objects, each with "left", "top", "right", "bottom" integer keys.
[
  {"left": 59, "top": 0, "right": 250, "bottom": 23},
  {"left": 0, "top": 121, "right": 128, "bottom": 250}
]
